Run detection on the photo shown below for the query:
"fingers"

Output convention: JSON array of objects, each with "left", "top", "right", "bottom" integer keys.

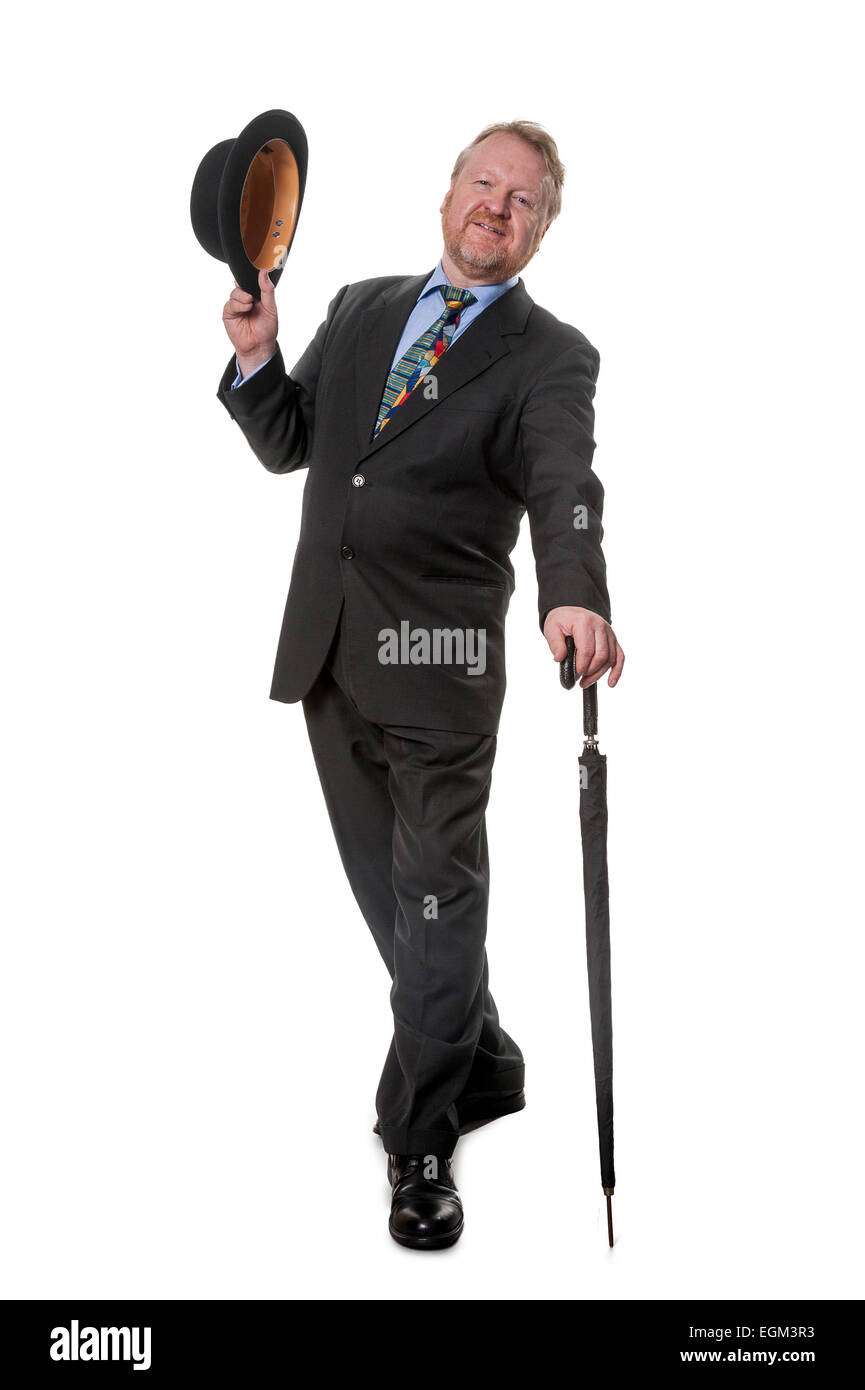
[
  {"left": 546, "top": 615, "right": 609, "bottom": 681},
  {"left": 582, "top": 629, "right": 611, "bottom": 683},
  {"left": 580, "top": 630, "right": 626, "bottom": 688},
  {"left": 545, "top": 626, "right": 568, "bottom": 661},
  {"left": 258, "top": 267, "right": 279, "bottom": 332},
  {"left": 223, "top": 270, "right": 274, "bottom": 319},
  {"left": 577, "top": 623, "right": 628, "bottom": 689},
  {"left": 223, "top": 282, "right": 255, "bottom": 319},
  {"left": 608, "top": 637, "right": 625, "bottom": 687},
  {"left": 578, "top": 652, "right": 605, "bottom": 686},
  {"left": 259, "top": 266, "right": 276, "bottom": 305},
  {"left": 575, "top": 629, "right": 603, "bottom": 683}
]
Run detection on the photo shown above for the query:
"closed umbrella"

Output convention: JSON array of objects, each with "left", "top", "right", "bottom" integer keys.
[{"left": 559, "top": 634, "right": 616, "bottom": 1246}]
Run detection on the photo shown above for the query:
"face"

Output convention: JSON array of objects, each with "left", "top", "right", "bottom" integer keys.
[{"left": 440, "top": 133, "right": 552, "bottom": 285}]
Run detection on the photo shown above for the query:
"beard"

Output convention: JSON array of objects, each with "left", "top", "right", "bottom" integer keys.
[{"left": 440, "top": 191, "right": 540, "bottom": 280}]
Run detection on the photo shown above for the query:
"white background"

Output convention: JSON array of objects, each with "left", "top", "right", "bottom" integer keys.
[{"left": 2, "top": 1, "right": 862, "bottom": 1301}]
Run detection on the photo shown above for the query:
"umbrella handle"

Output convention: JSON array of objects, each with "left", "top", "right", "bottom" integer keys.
[
  {"left": 558, "top": 635, "right": 599, "bottom": 743},
  {"left": 559, "top": 633, "right": 577, "bottom": 689}
]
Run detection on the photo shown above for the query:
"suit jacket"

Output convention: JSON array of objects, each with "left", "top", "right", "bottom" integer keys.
[{"left": 216, "top": 271, "right": 610, "bottom": 734}]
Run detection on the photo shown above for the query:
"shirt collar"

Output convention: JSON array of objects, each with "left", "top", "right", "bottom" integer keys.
[{"left": 418, "top": 258, "right": 519, "bottom": 307}]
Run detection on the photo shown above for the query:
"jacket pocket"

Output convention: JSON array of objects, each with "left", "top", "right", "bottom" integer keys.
[{"left": 420, "top": 574, "right": 505, "bottom": 591}]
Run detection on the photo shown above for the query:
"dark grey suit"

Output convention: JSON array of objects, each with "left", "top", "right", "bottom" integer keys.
[{"left": 216, "top": 272, "right": 611, "bottom": 1155}]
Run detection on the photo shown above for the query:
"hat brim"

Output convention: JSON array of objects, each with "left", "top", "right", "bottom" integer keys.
[{"left": 218, "top": 109, "right": 308, "bottom": 299}]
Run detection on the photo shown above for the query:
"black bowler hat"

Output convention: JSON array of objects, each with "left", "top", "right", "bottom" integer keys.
[{"left": 190, "top": 109, "right": 308, "bottom": 299}]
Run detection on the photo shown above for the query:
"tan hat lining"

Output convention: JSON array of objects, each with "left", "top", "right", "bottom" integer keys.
[{"left": 239, "top": 139, "right": 300, "bottom": 271}]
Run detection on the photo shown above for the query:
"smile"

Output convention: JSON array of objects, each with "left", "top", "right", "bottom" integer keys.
[{"left": 471, "top": 221, "right": 505, "bottom": 236}]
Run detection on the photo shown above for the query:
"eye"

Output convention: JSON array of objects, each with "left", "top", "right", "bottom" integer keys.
[
  {"left": 476, "top": 179, "right": 490, "bottom": 186},
  {"left": 515, "top": 195, "right": 531, "bottom": 207}
]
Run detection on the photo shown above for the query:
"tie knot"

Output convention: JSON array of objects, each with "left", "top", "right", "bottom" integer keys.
[{"left": 440, "top": 285, "right": 477, "bottom": 320}]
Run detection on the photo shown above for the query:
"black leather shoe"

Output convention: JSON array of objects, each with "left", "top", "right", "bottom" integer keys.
[
  {"left": 373, "top": 1088, "right": 525, "bottom": 1139},
  {"left": 388, "top": 1153, "right": 464, "bottom": 1250}
]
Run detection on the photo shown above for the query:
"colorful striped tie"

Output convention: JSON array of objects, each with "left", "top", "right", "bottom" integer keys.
[{"left": 373, "top": 285, "right": 477, "bottom": 439}]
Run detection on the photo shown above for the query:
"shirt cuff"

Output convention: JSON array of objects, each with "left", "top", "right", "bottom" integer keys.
[{"left": 230, "top": 353, "right": 273, "bottom": 389}]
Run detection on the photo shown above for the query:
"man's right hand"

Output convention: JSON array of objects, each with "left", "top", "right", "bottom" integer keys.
[{"left": 222, "top": 267, "right": 278, "bottom": 377}]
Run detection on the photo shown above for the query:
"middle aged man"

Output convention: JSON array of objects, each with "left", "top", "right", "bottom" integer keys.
[{"left": 216, "top": 120, "right": 624, "bottom": 1250}]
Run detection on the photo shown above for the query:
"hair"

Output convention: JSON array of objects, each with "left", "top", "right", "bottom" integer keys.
[{"left": 449, "top": 121, "right": 565, "bottom": 224}]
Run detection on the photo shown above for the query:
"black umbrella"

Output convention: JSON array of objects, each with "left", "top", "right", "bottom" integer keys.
[{"left": 559, "top": 635, "right": 616, "bottom": 1246}]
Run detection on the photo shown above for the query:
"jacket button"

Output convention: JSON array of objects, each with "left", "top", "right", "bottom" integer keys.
[
  {"left": 340, "top": 545, "right": 355, "bottom": 560},
  {"left": 351, "top": 474, "right": 366, "bottom": 488}
]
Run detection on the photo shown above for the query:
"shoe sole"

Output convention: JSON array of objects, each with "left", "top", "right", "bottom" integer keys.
[{"left": 389, "top": 1218, "right": 464, "bottom": 1250}]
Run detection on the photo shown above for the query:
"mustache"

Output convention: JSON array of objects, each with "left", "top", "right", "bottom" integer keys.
[{"left": 465, "top": 216, "right": 509, "bottom": 235}]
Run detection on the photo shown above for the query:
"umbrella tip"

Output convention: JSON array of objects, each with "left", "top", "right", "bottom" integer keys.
[{"left": 604, "top": 1188, "right": 615, "bottom": 1247}]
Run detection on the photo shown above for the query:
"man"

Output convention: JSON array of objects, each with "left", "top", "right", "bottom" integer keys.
[{"left": 216, "top": 121, "right": 624, "bottom": 1249}]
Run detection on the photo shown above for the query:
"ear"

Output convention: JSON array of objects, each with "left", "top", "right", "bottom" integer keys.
[{"left": 534, "top": 221, "right": 551, "bottom": 253}]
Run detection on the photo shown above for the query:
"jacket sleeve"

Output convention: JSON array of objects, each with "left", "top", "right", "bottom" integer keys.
[
  {"left": 229, "top": 353, "right": 273, "bottom": 389},
  {"left": 215, "top": 284, "right": 349, "bottom": 474},
  {"left": 519, "top": 342, "right": 611, "bottom": 629}
]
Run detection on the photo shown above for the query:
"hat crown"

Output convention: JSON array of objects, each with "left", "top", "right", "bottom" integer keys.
[{"left": 190, "top": 139, "right": 235, "bottom": 262}]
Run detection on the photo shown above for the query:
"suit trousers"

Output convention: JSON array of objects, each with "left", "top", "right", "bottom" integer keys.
[{"left": 300, "top": 612, "right": 524, "bottom": 1158}]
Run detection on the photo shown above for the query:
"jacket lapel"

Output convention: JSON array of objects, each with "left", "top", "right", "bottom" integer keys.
[{"left": 354, "top": 272, "right": 533, "bottom": 461}]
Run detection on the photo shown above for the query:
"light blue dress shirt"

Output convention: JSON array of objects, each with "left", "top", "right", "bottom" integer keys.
[{"left": 229, "top": 258, "right": 518, "bottom": 389}]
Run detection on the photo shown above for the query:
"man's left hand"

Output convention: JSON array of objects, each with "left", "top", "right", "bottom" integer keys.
[{"left": 543, "top": 606, "right": 625, "bottom": 688}]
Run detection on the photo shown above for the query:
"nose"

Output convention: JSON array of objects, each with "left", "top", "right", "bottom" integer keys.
[{"left": 481, "top": 193, "right": 508, "bottom": 220}]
